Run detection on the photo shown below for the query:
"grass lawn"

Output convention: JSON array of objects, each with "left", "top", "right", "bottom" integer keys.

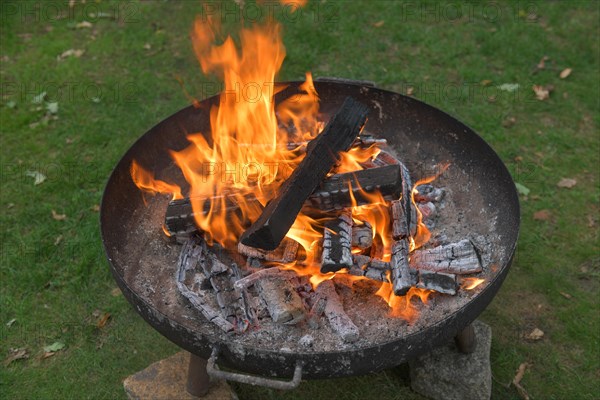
[{"left": 1, "top": 1, "right": 598, "bottom": 399}]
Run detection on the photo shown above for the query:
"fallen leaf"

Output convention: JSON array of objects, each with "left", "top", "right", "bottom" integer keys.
[
  {"left": 46, "top": 102, "right": 58, "bottom": 114},
  {"left": 480, "top": 79, "right": 492, "bottom": 86},
  {"left": 515, "top": 182, "right": 530, "bottom": 196},
  {"left": 58, "top": 49, "right": 84, "bottom": 61},
  {"left": 91, "top": 204, "right": 100, "bottom": 212},
  {"left": 406, "top": 87, "right": 414, "bottom": 96},
  {"left": 532, "top": 85, "right": 549, "bottom": 100},
  {"left": 373, "top": 20, "right": 385, "bottom": 27},
  {"left": 51, "top": 210, "right": 67, "bottom": 221},
  {"left": 536, "top": 55, "right": 549, "bottom": 70},
  {"left": 96, "top": 312, "right": 111, "bottom": 329},
  {"left": 533, "top": 209, "right": 551, "bottom": 221},
  {"left": 111, "top": 288, "right": 122, "bottom": 297},
  {"left": 559, "top": 291, "right": 572, "bottom": 299},
  {"left": 43, "top": 341, "right": 65, "bottom": 353},
  {"left": 76, "top": 21, "right": 93, "bottom": 29},
  {"left": 31, "top": 91, "right": 47, "bottom": 104},
  {"left": 92, "top": 309, "right": 102, "bottom": 318},
  {"left": 25, "top": 170, "right": 46, "bottom": 185},
  {"left": 587, "top": 215, "right": 596, "bottom": 228},
  {"left": 3, "top": 348, "right": 29, "bottom": 367},
  {"left": 143, "top": 43, "right": 151, "bottom": 50},
  {"left": 498, "top": 83, "right": 519, "bottom": 92},
  {"left": 557, "top": 178, "right": 577, "bottom": 188},
  {"left": 42, "top": 352, "right": 56, "bottom": 359},
  {"left": 559, "top": 68, "right": 572, "bottom": 79},
  {"left": 6, "top": 318, "right": 16, "bottom": 327},
  {"left": 525, "top": 327, "right": 544, "bottom": 340},
  {"left": 502, "top": 116, "right": 517, "bottom": 128},
  {"left": 66, "top": 137, "right": 74, "bottom": 144},
  {"left": 54, "top": 235, "right": 63, "bottom": 246},
  {"left": 514, "top": 156, "right": 523, "bottom": 162},
  {"left": 512, "top": 362, "right": 531, "bottom": 400}
]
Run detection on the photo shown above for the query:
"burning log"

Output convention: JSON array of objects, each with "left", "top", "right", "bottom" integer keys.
[
  {"left": 321, "top": 210, "right": 353, "bottom": 273},
  {"left": 165, "top": 165, "right": 401, "bottom": 238},
  {"left": 416, "top": 270, "right": 458, "bottom": 295},
  {"left": 315, "top": 280, "right": 359, "bottom": 343},
  {"left": 237, "top": 238, "right": 299, "bottom": 263},
  {"left": 410, "top": 239, "right": 482, "bottom": 275},
  {"left": 240, "top": 97, "right": 369, "bottom": 250},
  {"left": 390, "top": 161, "right": 415, "bottom": 239},
  {"left": 351, "top": 221, "right": 373, "bottom": 250},
  {"left": 349, "top": 254, "right": 390, "bottom": 282},
  {"left": 165, "top": 193, "right": 262, "bottom": 239},
  {"left": 306, "top": 164, "right": 403, "bottom": 211},
  {"left": 390, "top": 239, "right": 415, "bottom": 296},
  {"left": 256, "top": 277, "right": 305, "bottom": 324}
]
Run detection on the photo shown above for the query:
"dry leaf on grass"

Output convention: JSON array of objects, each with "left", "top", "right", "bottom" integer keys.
[
  {"left": 532, "top": 85, "right": 549, "bottom": 100},
  {"left": 3, "top": 348, "right": 29, "bottom": 366},
  {"left": 373, "top": 20, "right": 385, "bottom": 27},
  {"left": 91, "top": 204, "right": 100, "bottom": 212},
  {"left": 54, "top": 235, "right": 63, "bottom": 246},
  {"left": 25, "top": 170, "right": 46, "bottom": 185},
  {"left": 6, "top": 318, "right": 17, "bottom": 327},
  {"left": 96, "top": 312, "right": 111, "bottom": 329},
  {"left": 557, "top": 178, "right": 577, "bottom": 188},
  {"left": 525, "top": 327, "right": 544, "bottom": 341},
  {"left": 406, "top": 87, "right": 414, "bottom": 96},
  {"left": 533, "top": 209, "right": 552, "bottom": 221},
  {"left": 559, "top": 68, "right": 572, "bottom": 79},
  {"left": 51, "top": 210, "right": 66, "bottom": 221},
  {"left": 512, "top": 362, "right": 531, "bottom": 400},
  {"left": 559, "top": 291, "right": 572, "bottom": 299},
  {"left": 58, "top": 49, "right": 84, "bottom": 61},
  {"left": 76, "top": 21, "right": 93, "bottom": 29},
  {"left": 111, "top": 288, "right": 122, "bottom": 297}
]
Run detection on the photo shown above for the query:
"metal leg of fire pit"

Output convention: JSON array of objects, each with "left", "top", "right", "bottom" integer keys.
[
  {"left": 454, "top": 323, "right": 477, "bottom": 354},
  {"left": 186, "top": 353, "right": 210, "bottom": 397}
]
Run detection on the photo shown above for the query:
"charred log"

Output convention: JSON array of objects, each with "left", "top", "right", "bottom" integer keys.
[
  {"left": 240, "top": 97, "right": 369, "bottom": 250},
  {"left": 417, "top": 270, "right": 458, "bottom": 295},
  {"left": 306, "top": 164, "right": 403, "bottom": 211},
  {"left": 256, "top": 277, "right": 305, "bottom": 324},
  {"left": 410, "top": 239, "right": 482, "bottom": 275},
  {"left": 315, "top": 280, "right": 359, "bottom": 343},
  {"left": 390, "top": 239, "right": 414, "bottom": 296},
  {"left": 321, "top": 210, "right": 353, "bottom": 273},
  {"left": 348, "top": 254, "right": 390, "bottom": 282},
  {"left": 238, "top": 238, "right": 299, "bottom": 263},
  {"left": 351, "top": 221, "right": 373, "bottom": 250}
]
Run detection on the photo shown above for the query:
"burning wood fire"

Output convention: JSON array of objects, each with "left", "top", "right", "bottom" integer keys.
[{"left": 129, "top": 17, "right": 487, "bottom": 341}]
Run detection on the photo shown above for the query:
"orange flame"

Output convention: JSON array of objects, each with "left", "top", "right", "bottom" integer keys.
[
  {"left": 462, "top": 278, "right": 485, "bottom": 290},
  {"left": 375, "top": 281, "right": 433, "bottom": 323}
]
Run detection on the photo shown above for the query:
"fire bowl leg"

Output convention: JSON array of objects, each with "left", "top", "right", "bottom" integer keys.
[
  {"left": 409, "top": 320, "right": 492, "bottom": 400},
  {"left": 454, "top": 323, "right": 477, "bottom": 354},
  {"left": 186, "top": 353, "right": 210, "bottom": 397}
]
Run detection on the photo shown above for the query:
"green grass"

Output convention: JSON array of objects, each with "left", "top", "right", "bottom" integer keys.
[{"left": 1, "top": 1, "right": 598, "bottom": 399}]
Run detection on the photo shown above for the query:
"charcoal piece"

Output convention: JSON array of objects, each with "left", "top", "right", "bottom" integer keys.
[
  {"left": 390, "top": 239, "right": 413, "bottom": 296},
  {"left": 410, "top": 239, "right": 482, "bottom": 275},
  {"left": 234, "top": 267, "right": 298, "bottom": 290},
  {"left": 315, "top": 280, "right": 359, "bottom": 343},
  {"left": 237, "top": 238, "right": 299, "bottom": 263},
  {"left": 240, "top": 97, "right": 369, "bottom": 250},
  {"left": 417, "top": 202, "right": 436, "bottom": 220},
  {"left": 321, "top": 211, "right": 353, "bottom": 273},
  {"left": 390, "top": 161, "right": 414, "bottom": 240},
  {"left": 390, "top": 199, "right": 409, "bottom": 239},
  {"left": 351, "top": 221, "right": 373, "bottom": 250},
  {"left": 256, "top": 277, "right": 305, "bottom": 324},
  {"left": 414, "top": 184, "right": 446, "bottom": 203},
  {"left": 371, "top": 149, "right": 401, "bottom": 167},
  {"left": 417, "top": 270, "right": 458, "bottom": 295},
  {"left": 306, "top": 164, "right": 403, "bottom": 211},
  {"left": 175, "top": 236, "right": 235, "bottom": 332}
]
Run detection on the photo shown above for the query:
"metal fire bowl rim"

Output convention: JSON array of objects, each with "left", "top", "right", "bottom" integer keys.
[{"left": 100, "top": 79, "right": 520, "bottom": 378}]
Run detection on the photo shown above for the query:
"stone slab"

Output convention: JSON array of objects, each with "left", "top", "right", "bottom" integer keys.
[
  {"left": 409, "top": 320, "right": 492, "bottom": 400},
  {"left": 123, "top": 351, "right": 237, "bottom": 400}
]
